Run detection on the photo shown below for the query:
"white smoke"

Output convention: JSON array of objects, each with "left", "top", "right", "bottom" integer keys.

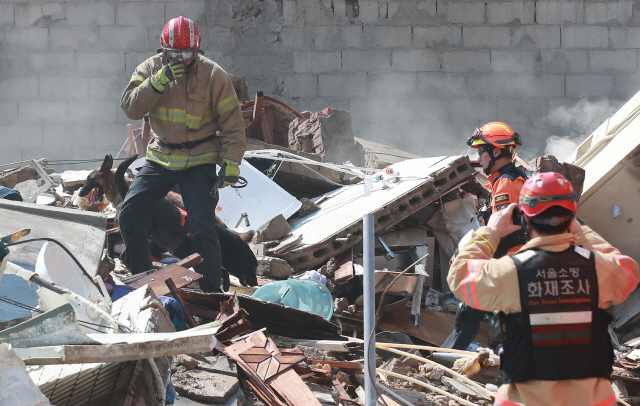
[{"left": 544, "top": 99, "right": 624, "bottom": 162}]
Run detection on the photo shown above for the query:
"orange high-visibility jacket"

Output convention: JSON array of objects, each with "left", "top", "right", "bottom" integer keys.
[{"left": 448, "top": 225, "right": 639, "bottom": 406}]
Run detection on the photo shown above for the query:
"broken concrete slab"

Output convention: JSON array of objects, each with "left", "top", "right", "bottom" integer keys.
[
  {"left": 173, "top": 368, "right": 240, "bottom": 404},
  {"left": 0, "top": 199, "right": 107, "bottom": 276},
  {"left": 274, "top": 156, "right": 475, "bottom": 271},
  {"left": 199, "top": 355, "right": 238, "bottom": 377},
  {"left": 255, "top": 214, "right": 291, "bottom": 243},
  {"left": 354, "top": 136, "right": 423, "bottom": 169},
  {"left": 255, "top": 256, "right": 292, "bottom": 279},
  {"left": 174, "top": 387, "right": 246, "bottom": 406},
  {"left": 307, "top": 382, "right": 338, "bottom": 405},
  {"left": 13, "top": 180, "right": 41, "bottom": 201},
  {"left": 60, "top": 170, "right": 92, "bottom": 191}
]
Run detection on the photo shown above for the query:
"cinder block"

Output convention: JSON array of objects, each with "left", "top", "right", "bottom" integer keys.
[
  {"left": 66, "top": 2, "right": 115, "bottom": 26},
  {"left": 284, "top": 73, "right": 318, "bottom": 98},
  {"left": 350, "top": 98, "right": 399, "bottom": 124},
  {"left": 445, "top": 2, "right": 484, "bottom": 24},
  {"left": 367, "top": 73, "right": 418, "bottom": 97},
  {"left": 98, "top": 26, "right": 150, "bottom": 52},
  {"left": 391, "top": 50, "right": 440, "bottom": 72},
  {"left": 497, "top": 97, "right": 546, "bottom": 124},
  {"left": 280, "top": 27, "right": 304, "bottom": 48},
  {"left": 318, "top": 73, "right": 367, "bottom": 97},
  {"left": 293, "top": 51, "right": 341, "bottom": 73},
  {"left": 0, "top": 5, "right": 13, "bottom": 27},
  {"left": 562, "top": 26, "right": 608, "bottom": 49},
  {"left": 313, "top": 26, "right": 340, "bottom": 50},
  {"left": 358, "top": 0, "right": 380, "bottom": 23},
  {"left": 589, "top": 51, "right": 637, "bottom": 73},
  {"left": 0, "top": 78, "right": 38, "bottom": 100},
  {"left": 14, "top": 4, "right": 42, "bottom": 28},
  {"left": 448, "top": 97, "right": 498, "bottom": 124},
  {"left": 42, "top": 124, "right": 90, "bottom": 149},
  {"left": 165, "top": 2, "right": 206, "bottom": 23},
  {"left": 0, "top": 147, "right": 21, "bottom": 165},
  {"left": 490, "top": 50, "right": 540, "bottom": 73},
  {"left": 19, "top": 100, "right": 68, "bottom": 123},
  {"left": 413, "top": 26, "right": 461, "bottom": 47},
  {"left": 342, "top": 50, "right": 391, "bottom": 72},
  {"left": 463, "top": 26, "right": 510, "bottom": 48},
  {"left": 2, "top": 126, "right": 19, "bottom": 149},
  {"left": 68, "top": 101, "right": 117, "bottom": 123},
  {"left": 341, "top": 25, "right": 362, "bottom": 48},
  {"left": 27, "top": 52, "right": 76, "bottom": 75},
  {"left": 614, "top": 74, "right": 640, "bottom": 100},
  {"left": 610, "top": 28, "right": 640, "bottom": 49},
  {"left": 535, "top": 1, "right": 584, "bottom": 25},
  {"left": 416, "top": 73, "right": 467, "bottom": 97},
  {"left": 566, "top": 75, "right": 614, "bottom": 97},
  {"left": 585, "top": 1, "right": 633, "bottom": 24},
  {"left": 88, "top": 74, "right": 129, "bottom": 101},
  {"left": 0, "top": 102, "right": 17, "bottom": 123},
  {"left": 125, "top": 52, "right": 153, "bottom": 73},
  {"left": 467, "top": 74, "right": 565, "bottom": 97},
  {"left": 283, "top": 0, "right": 300, "bottom": 25},
  {"left": 18, "top": 125, "right": 43, "bottom": 149},
  {"left": 487, "top": 1, "right": 535, "bottom": 25},
  {"left": 51, "top": 26, "right": 99, "bottom": 51},
  {"left": 416, "top": 0, "right": 437, "bottom": 16},
  {"left": 363, "top": 25, "right": 411, "bottom": 48},
  {"left": 203, "top": 26, "right": 235, "bottom": 51},
  {"left": 42, "top": 3, "right": 64, "bottom": 21},
  {"left": 91, "top": 124, "right": 130, "bottom": 149},
  {"left": 40, "top": 77, "right": 89, "bottom": 99},
  {"left": 511, "top": 25, "right": 560, "bottom": 49},
  {"left": 0, "top": 27, "right": 48, "bottom": 51},
  {"left": 77, "top": 52, "right": 125, "bottom": 75},
  {"left": 333, "top": 0, "right": 346, "bottom": 17},
  {"left": 116, "top": 2, "right": 165, "bottom": 26},
  {"left": 541, "top": 49, "right": 588, "bottom": 74},
  {"left": 442, "top": 51, "right": 490, "bottom": 73}
]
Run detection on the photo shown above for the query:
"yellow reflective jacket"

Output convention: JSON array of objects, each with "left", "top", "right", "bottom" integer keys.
[
  {"left": 448, "top": 225, "right": 639, "bottom": 406},
  {"left": 121, "top": 54, "right": 245, "bottom": 170}
]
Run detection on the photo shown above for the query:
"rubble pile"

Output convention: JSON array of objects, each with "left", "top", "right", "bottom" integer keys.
[{"left": 1, "top": 90, "right": 640, "bottom": 406}]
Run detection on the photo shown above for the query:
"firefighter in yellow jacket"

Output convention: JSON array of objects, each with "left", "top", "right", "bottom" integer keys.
[
  {"left": 119, "top": 16, "right": 245, "bottom": 292},
  {"left": 448, "top": 172, "right": 640, "bottom": 406}
]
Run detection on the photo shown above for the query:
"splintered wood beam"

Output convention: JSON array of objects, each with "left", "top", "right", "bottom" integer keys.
[
  {"left": 165, "top": 278, "right": 198, "bottom": 328},
  {"left": 176, "top": 253, "right": 203, "bottom": 268}
]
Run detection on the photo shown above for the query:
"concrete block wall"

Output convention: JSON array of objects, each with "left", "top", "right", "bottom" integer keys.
[{"left": 2, "top": 0, "right": 640, "bottom": 168}]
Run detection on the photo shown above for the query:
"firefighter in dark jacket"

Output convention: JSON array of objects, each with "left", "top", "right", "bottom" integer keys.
[
  {"left": 443, "top": 122, "right": 526, "bottom": 350},
  {"left": 448, "top": 172, "right": 639, "bottom": 406}
]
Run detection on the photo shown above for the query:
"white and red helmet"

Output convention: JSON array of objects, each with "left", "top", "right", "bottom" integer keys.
[{"left": 160, "top": 16, "right": 201, "bottom": 51}]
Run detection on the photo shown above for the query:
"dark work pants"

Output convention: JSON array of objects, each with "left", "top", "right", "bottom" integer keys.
[
  {"left": 441, "top": 303, "right": 489, "bottom": 350},
  {"left": 119, "top": 160, "right": 222, "bottom": 292}
]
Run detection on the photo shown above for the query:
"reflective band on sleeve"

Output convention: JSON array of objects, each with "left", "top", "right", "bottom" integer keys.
[
  {"left": 130, "top": 74, "right": 145, "bottom": 86},
  {"left": 617, "top": 255, "right": 638, "bottom": 298},
  {"left": 529, "top": 311, "right": 592, "bottom": 325},
  {"left": 216, "top": 94, "right": 240, "bottom": 116},
  {"left": 461, "top": 259, "right": 487, "bottom": 310}
]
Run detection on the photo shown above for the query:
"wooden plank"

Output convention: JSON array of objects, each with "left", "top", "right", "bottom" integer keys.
[
  {"left": 268, "top": 368, "right": 323, "bottom": 406},
  {"left": 309, "top": 360, "right": 362, "bottom": 371},
  {"left": 378, "top": 308, "right": 489, "bottom": 347},
  {"left": 129, "top": 264, "right": 202, "bottom": 296},
  {"left": 176, "top": 253, "right": 203, "bottom": 269},
  {"left": 165, "top": 278, "right": 198, "bottom": 328}
]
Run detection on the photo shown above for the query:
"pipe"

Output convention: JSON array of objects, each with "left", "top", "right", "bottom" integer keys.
[
  {"left": 374, "top": 342, "right": 477, "bottom": 356},
  {"left": 378, "top": 346, "right": 493, "bottom": 399},
  {"left": 363, "top": 213, "right": 376, "bottom": 406},
  {"left": 376, "top": 369, "right": 477, "bottom": 406}
]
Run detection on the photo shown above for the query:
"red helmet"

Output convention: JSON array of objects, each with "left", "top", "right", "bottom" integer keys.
[
  {"left": 467, "top": 122, "right": 522, "bottom": 151},
  {"left": 519, "top": 172, "right": 578, "bottom": 217},
  {"left": 160, "top": 16, "right": 201, "bottom": 51}
]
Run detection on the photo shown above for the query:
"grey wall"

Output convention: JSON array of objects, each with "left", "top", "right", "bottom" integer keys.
[{"left": 1, "top": 0, "right": 639, "bottom": 169}]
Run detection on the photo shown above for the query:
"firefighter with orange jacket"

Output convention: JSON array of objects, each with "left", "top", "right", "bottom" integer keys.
[
  {"left": 448, "top": 172, "right": 639, "bottom": 406},
  {"left": 443, "top": 122, "right": 526, "bottom": 350}
]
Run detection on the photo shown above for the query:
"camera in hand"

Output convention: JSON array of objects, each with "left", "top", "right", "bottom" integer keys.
[{"left": 512, "top": 206, "right": 522, "bottom": 226}]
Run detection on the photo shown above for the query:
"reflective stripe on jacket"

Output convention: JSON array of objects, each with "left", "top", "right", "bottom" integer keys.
[
  {"left": 121, "top": 54, "right": 245, "bottom": 170},
  {"left": 447, "top": 225, "right": 640, "bottom": 406}
]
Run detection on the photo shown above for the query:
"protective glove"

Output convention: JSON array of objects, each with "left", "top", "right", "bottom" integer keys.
[
  {"left": 150, "top": 61, "right": 185, "bottom": 93},
  {"left": 218, "top": 159, "right": 240, "bottom": 188}
]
